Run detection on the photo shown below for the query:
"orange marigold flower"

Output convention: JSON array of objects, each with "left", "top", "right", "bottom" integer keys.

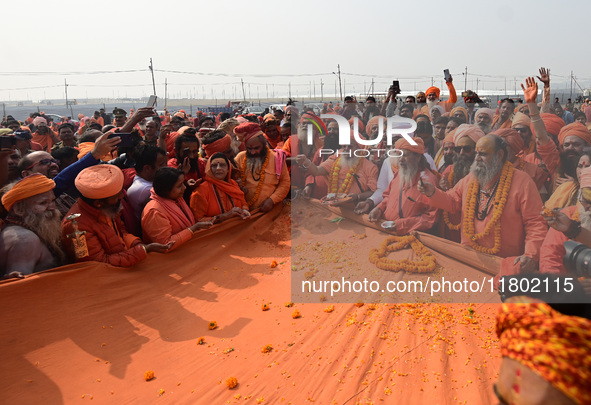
[
  {"left": 261, "top": 344, "right": 273, "bottom": 353},
  {"left": 292, "top": 309, "right": 301, "bottom": 319},
  {"left": 270, "top": 260, "right": 278, "bottom": 268},
  {"left": 196, "top": 337, "right": 205, "bottom": 345},
  {"left": 324, "top": 305, "right": 335, "bottom": 313},
  {"left": 226, "top": 377, "right": 238, "bottom": 389},
  {"left": 208, "top": 321, "right": 217, "bottom": 330},
  {"left": 285, "top": 302, "right": 294, "bottom": 307},
  {"left": 261, "top": 303, "right": 270, "bottom": 311},
  {"left": 157, "top": 388, "right": 165, "bottom": 396},
  {"left": 355, "top": 302, "right": 364, "bottom": 307},
  {"left": 144, "top": 370, "right": 155, "bottom": 381}
]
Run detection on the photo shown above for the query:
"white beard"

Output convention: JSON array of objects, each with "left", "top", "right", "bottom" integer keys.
[
  {"left": 398, "top": 158, "right": 419, "bottom": 189},
  {"left": 341, "top": 155, "right": 359, "bottom": 170},
  {"left": 476, "top": 122, "right": 492, "bottom": 134},
  {"left": 427, "top": 100, "right": 438, "bottom": 110},
  {"left": 471, "top": 154, "right": 504, "bottom": 187}
]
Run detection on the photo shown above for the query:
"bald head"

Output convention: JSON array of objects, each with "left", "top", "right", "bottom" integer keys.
[{"left": 18, "top": 151, "right": 59, "bottom": 179}]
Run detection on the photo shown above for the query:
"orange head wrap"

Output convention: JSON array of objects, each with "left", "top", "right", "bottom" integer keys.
[
  {"left": 450, "top": 107, "right": 468, "bottom": 122},
  {"left": 425, "top": 86, "right": 440, "bottom": 99},
  {"left": 532, "top": 113, "right": 565, "bottom": 138},
  {"left": 75, "top": 165, "right": 124, "bottom": 200},
  {"left": 558, "top": 122, "right": 591, "bottom": 147},
  {"left": 511, "top": 111, "right": 531, "bottom": 128},
  {"left": 452, "top": 124, "right": 485, "bottom": 145},
  {"left": 496, "top": 301, "right": 591, "bottom": 405},
  {"left": 394, "top": 137, "right": 425, "bottom": 155},
  {"left": 203, "top": 134, "right": 232, "bottom": 157},
  {"left": 1, "top": 174, "right": 55, "bottom": 212},
  {"left": 348, "top": 117, "right": 365, "bottom": 134},
  {"left": 234, "top": 122, "right": 263, "bottom": 143},
  {"left": 443, "top": 132, "right": 455, "bottom": 145},
  {"left": 491, "top": 128, "right": 524, "bottom": 155},
  {"left": 365, "top": 116, "right": 386, "bottom": 136},
  {"left": 263, "top": 113, "right": 277, "bottom": 124}
]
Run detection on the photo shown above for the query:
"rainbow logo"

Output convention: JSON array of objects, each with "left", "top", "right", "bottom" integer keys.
[{"left": 304, "top": 117, "right": 328, "bottom": 137}]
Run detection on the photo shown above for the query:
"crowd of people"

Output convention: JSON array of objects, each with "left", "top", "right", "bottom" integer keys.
[
  {"left": 1, "top": 66, "right": 591, "bottom": 404},
  {"left": 1, "top": 68, "right": 591, "bottom": 282}
]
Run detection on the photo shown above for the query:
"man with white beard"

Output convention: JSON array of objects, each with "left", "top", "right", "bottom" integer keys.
[
  {"left": 540, "top": 165, "right": 591, "bottom": 277},
  {"left": 366, "top": 138, "right": 439, "bottom": 235},
  {"left": 0, "top": 174, "right": 66, "bottom": 278},
  {"left": 419, "top": 134, "right": 547, "bottom": 269},
  {"left": 418, "top": 73, "right": 458, "bottom": 116},
  {"left": 474, "top": 108, "right": 495, "bottom": 134},
  {"left": 298, "top": 130, "right": 378, "bottom": 205}
]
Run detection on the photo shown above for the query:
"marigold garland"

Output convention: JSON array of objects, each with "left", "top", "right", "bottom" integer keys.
[
  {"left": 328, "top": 156, "right": 364, "bottom": 194},
  {"left": 462, "top": 161, "right": 514, "bottom": 255},
  {"left": 369, "top": 235, "right": 437, "bottom": 273},
  {"left": 208, "top": 321, "right": 218, "bottom": 330},
  {"left": 443, "top": 167, "right": 461, "bottom": 230},
  {"left": 241, "top": 147, "right": 271, "bottom": 207},
  {"left": 261, "top": 344, "right": 273, "bottom": 353},
  {"left": 292, "top": 309, "right": 301, "bottom": 319}
]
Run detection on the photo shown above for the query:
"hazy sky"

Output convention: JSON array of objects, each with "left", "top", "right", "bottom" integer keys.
[{"left": 2, "top": 0, "right": 590, "bottom": 101}]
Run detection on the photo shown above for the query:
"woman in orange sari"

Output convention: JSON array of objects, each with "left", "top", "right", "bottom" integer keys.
[
  {"left": 190, "top": 153, "right": 250, "bottom": 223},
  {"left": 142, "top": 167, "right": 212, "bottom": 250}
]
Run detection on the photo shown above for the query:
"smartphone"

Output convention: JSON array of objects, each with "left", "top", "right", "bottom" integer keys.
[
  {"left": 444, "top": 69, "right": 451, "bottom": 82},
  {"left": 183, "top": 147, "right": 190, "bottom": 159},
  {"left": 147, "top": 95, "right": 157, "bottom": 108},
  {"left": 108, "top": 132, "right": 134, "bottom": 148},
  {"left": 0, "top": 135, "right": 15, "bottom": 150}
]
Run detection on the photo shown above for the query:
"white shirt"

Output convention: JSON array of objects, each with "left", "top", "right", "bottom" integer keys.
[{"left": 127, "top": 175, "right": 153, "bottom": 219}]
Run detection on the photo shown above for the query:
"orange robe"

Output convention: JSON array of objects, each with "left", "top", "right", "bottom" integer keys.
[
  {"left": 418, "top": 82, "right": 458, "bottom": 114},
  {"left": 438, "top": 165, "right": 462, "bottom": 242},
  {"left": 545, "top": 181, "right": 578, "bottom": 210},
  {"left": 516, "top": 159, "right": 548, "bottom": 190},
  {"left": 319, "top": 156, "right": 378, "bottom": 196},
  {"left": 377, "top": 170, "right": 440, "bottom": 235},
  {"left": 235, "top": 150, "right": 290, "bottom": 209},
  {"left": 539, "top": 205, "right": 577, "bottom": 275},
  {"left": 190, "top": 181, "right": 248, "bottom": 221},
  {"left": 31, "top": 129, "right": 57, "bottom": 152},
  {"left": 424, "top": 169, "right": 547, "bottom": 259},
  {"left": 141, "top": 192, "right": 195, "bottom": 251},
  {"left": 491, "top": 115, "right": 513, "bottom": 130}
]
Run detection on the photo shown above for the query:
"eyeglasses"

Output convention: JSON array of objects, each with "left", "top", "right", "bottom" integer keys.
[
  {"left": 25, "top": 158, "right": 59, "bottom": 170},
  {"left": 454, "top": 145, "right": 474, "bottom": 153}
]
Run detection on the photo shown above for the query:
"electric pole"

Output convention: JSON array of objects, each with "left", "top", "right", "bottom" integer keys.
[
  {"left": 240, "top": 79, "right": 246, "bottom": 101},
  {"left": 320, "top": 79, "right": 324, "bottom": 101},
  {"left": 164, "top": 78, "right": 168, "bottom": 108},
  {"left": 464, "top": 66, "right": 468, "bottom": 92},
  {"left": 149, "top": 58, "right": 157, "bottom": 100}
]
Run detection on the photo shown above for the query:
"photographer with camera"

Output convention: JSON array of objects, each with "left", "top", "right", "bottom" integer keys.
[{"left": 541, "top": 165, "right": 591, "bottom": 294}]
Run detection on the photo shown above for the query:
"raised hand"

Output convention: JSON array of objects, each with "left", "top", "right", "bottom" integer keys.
[
  {"left": 541, "top": 208, "right": 571, "bottom": 232},
  {"left": 536, "top": 67, "right": 550, "bottom": 87},
  {"left": 520, "top": 77, "right": 539, "bottom": 104}
]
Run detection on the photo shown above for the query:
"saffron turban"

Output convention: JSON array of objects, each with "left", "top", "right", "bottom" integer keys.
[
  {"left": 33, "top": 117, "right": 47, "bottom": 127},
  {"left": 511, "top": 111, "right": 531, "bottom": 128},
  {"left": 217, "top": 118, "right": 240, "bottom": 134},
  {"left": 178, "top": 126, "right": 191, "bottom": 135},
  {"left": 284, "top": 105, "right": 299, "bottom": 115},
  {"left": 491, "top": 128, "right": 524, "bottom": 154},
  {"left": 234, "top": 122, "right": 263, "bottom": 143},
  {"left": 263, "top": 114, "right": 277, "bottom": 124},
  {"left": 203, "top": 134, "right": 232, "bottom": 156},
  {"left": 450, "top": 106, "right": 468, "bottom": 122},
  {"left": 1, "top": 173, "right": 55, "bottom": 212},
  {"left": 365, "top": 116, "right": 386, "bottom": 136},
  {"left": 579, "top": 166, "right": 591, "bottom": 189},
  {"left": 452, "top": 124, "right": 485, "bottom": 145},
  {"left": 532, "top": 113, "right": 565, "bottom": 138},
  {"left": 75, "top": 164, "right": 124, "bottom": 200},
  {"left": 395, "top": 137, "right": 425, "bottom": 155},
  {"left": 300, "top": 112, "right": 326, "bottom": 134},
  {"left": 78, "top": 113, "right": 84, "bottom": 120},
  {"left": 443, "top": 132, "right": 455, "bottom": 144},
  {"left": 496, "top": 301, "right": 591, "bottom": 405},
  {"left": 348, "top": 117, "right": 365, "bottom": 134},
  {"left": 474, "top": 108, "right": 494, "bottom": 121},
  {"left": 558, "top": 122, "right": 591, "bottom": 146},
  {"left": 425, "top": 86, "right": 440, "bottom": 98},
  {"left": 516, "top": 103, "right": 529, "bottom": 113}
]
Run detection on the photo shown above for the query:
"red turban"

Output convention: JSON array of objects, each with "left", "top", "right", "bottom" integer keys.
[
  {"left": 395, "top": 137, "right": 425, "bottom": 154},
  {"left": 452, "top": 124, "right": 485, "bottom": 145},
  {"left": 203, "top": 134, "right": 232, "bottom": 157},
  {"left": 532, "top": 113, "right": 565, "bottom": 138},
  {"left": 234, "top": 122, "right": 263, "bottom": 143},
  {"left": 558, "top": 122, "right": 591, "bottom": 146},
  {"left": 491, "top": 128, "right": 524, "bottom": 154},
  {"left": 75, "top": 165, "right": 124, "bottom": 199},
  {"left": 425, "top": 86, "right": 440, "bottom": 98},
  {"left": 1, "top": 174, "right": 55, "bottom": 212},
  {"left": 496, "top": 301, "right": 591, "bottom": 405}
]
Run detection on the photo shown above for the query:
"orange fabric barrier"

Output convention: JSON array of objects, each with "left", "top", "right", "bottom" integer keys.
[{"left": 1, "top": 202, "right": 501, "bottom": 404}]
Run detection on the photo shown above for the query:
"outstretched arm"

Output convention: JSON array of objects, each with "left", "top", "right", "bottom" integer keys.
[{"left": 522, "top": 77, "right": 551, "bottom": 146}]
